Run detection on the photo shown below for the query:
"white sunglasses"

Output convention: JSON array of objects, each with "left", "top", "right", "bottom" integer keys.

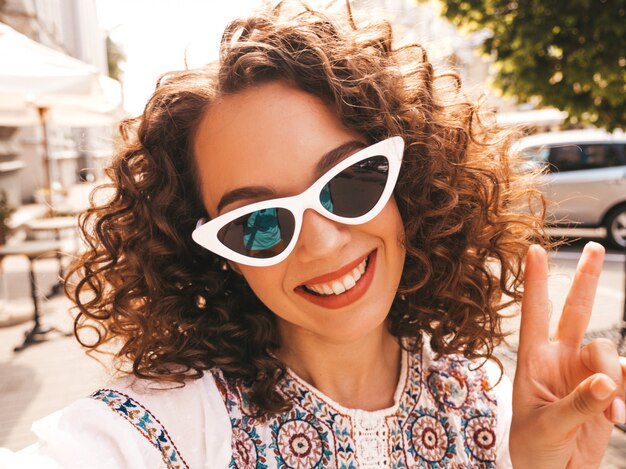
[{"left": 192, "top": 136, "right": 404, "bottom": 267}]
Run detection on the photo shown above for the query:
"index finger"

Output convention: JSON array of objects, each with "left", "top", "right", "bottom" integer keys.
[{"left": 518, "top": 245, "right": 551, "bottom": 356}]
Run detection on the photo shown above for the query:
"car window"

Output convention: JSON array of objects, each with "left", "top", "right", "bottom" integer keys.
[
  {"left": 521, "top": 142, "right": 626, "bottom": 172},
  {"left": 611, "top": 143, "right": 626, "bottom": 165},
  {"left": 544, "top": 143, "right": 625, "bottom": 173},
  {"left": 547, "top": 146, "right": 584, "bottom": 172}
]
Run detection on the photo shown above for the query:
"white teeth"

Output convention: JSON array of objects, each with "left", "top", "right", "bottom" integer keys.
[
  {"left": 303, "top": 255, "right": 370, "bottom": 296},
  {"left": 331, "top": 281, "right": 346, "bottom": 295},
  {"left": 342, "top": 275, "right": 356, "bottom": 290}
]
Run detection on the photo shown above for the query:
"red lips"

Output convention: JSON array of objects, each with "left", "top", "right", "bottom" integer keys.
[
  {"left": 299, "top": 250, "right": 372, "bottom": 287},
  {"left": 294, "top": 249, "right": 377, "bottom": 309}
]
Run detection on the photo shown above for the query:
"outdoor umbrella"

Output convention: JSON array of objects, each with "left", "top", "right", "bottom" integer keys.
[{"left": 0, "top": 22, "right": 123, "bottom": 199}]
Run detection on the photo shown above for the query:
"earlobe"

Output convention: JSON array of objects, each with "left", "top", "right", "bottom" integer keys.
[{"left": 228, "top": 261, "right": 243, "bottom": 275}]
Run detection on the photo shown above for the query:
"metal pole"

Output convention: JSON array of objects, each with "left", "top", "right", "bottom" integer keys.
[{"left": 37, "top": 106, "right": 53, "bottom": 212}]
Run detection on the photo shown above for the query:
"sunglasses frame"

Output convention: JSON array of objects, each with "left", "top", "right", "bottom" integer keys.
[{"left": 192, "top": 136, "right": 405, "bottom": 267}]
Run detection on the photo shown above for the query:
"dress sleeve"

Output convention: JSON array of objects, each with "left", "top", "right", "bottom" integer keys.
[
  {"left": 0, "top": 398, "right": 164, "bottom": 469},
  {"left": 0, "top": 373, "right": 232, "bottom": 469},
  {"left": 484, "top": 360, "right": 513, "bottom": 469}
]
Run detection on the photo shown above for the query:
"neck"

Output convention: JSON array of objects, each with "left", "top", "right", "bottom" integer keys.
[{"left": 276, "top": 321, "right": 402, "bottom": 411}]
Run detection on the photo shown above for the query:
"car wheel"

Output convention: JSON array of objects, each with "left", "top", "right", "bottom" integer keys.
[{"left": 605, "top": 205, "right": 626, "bottom": 249}]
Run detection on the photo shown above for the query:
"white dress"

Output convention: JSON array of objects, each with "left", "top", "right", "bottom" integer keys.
[{"left": 0, "top": 341, "right": 512, "bottom": 468}]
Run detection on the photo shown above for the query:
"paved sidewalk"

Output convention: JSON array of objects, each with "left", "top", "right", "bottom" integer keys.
[
  {"left": 0, "top": 256, "right": 109, "bottom": 452},
  {"left": 0, "top": 252, "right": 625, "bottom": 468}
]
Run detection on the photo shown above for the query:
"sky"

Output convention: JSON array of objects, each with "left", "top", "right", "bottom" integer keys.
[{"left": 95, "top": 0, "right": 329, "bottom": 114}]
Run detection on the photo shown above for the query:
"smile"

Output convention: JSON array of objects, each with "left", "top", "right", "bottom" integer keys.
[
  {"left": 294, "top": 249, "right": 377, "bottom": 309},
  {"left": 303, "top": 256, "right": 368, "bottom": 296}
]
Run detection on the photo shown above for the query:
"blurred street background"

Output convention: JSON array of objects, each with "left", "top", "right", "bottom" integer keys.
[{"left": 0, "top": 0, "right": 625, "bottom": 467}]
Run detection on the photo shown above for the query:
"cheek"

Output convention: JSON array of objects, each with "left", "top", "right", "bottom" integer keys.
[
  {"left": 374, "top": 200, "right": 407, "bottom": 286},
  {"left": 377, "top": 198, "right": 407, "bottom": 251},
  {"left": 237, "top": 265, "right": 288, "bottom": 309}
]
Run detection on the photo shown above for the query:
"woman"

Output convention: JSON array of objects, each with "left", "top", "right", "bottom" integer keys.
[{"left": 4, "top": 2, "right": 624, "bottom": 468}]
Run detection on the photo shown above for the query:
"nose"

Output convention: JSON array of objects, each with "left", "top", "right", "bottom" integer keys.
[{"left": 294, "top": 208, "right": 351, "bottom": 263}]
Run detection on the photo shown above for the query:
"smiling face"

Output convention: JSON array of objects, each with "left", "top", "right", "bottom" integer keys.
[{"left": 193, "top": 81, "right": 406, "bottom": 345}]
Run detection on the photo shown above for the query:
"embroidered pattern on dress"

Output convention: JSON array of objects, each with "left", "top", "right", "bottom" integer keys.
[
  {"left": 405, "top": 409, "right": 457, "bottom": 467},
  {"left": 270, "top": 410, "right": 334, "bottom": 468},
  {"left": 424, "top": 358, "right": 498, "bottom": 468},
  {"left": 463, "top": 415, "right": 497, "bottom": 462},
  {"left": 213, "top": 342, "right": 499, "bottom": 469},
  {"left": 91, "top": 389, "right": 189, "bottom": 469}
]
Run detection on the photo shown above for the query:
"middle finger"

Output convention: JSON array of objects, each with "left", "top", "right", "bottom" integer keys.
[{"left": 555, "top": 242, "right": 605, "bottom": 346}]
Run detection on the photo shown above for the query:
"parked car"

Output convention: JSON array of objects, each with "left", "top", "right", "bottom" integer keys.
[{"left": 514, "top": 129, "right": 626, "bottom": 249}]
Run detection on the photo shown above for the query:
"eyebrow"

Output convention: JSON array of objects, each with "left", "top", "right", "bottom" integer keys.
[{"left": 215, "top": 140, "right": 366, "bottom": 215}]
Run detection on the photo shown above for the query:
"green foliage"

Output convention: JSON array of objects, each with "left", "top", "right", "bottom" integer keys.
[
  {"left": 0, "top": 190, "right": 15, "bottom": 245},
  {"left": 428, "top": 0, "right": 626, "bottom": 130},
  {"left": 106, "top": 34, "right": 126, "bottom": 82}
]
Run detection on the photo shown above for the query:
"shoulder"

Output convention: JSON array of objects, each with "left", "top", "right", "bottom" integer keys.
[
  {"left": 2, "top": 371, "right": 232, "bottom": 469},
  {"left": 93, "top": 371, "right": 233, "bottom": 467}
]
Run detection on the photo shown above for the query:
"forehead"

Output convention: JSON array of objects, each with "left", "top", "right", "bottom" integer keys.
[{"left": 193, "top": 81, "right": 361, "bottom": 214}]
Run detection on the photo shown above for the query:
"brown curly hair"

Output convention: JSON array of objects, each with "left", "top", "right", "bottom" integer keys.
[{"left": 66, "top": 1, "right": 547, "bottom": 415}]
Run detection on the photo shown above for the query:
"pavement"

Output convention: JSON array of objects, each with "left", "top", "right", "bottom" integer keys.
[{"left": 0, "top": 231, "right": 625, "bottom": 467}]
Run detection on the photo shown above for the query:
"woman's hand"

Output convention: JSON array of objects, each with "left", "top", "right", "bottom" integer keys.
[{"left": 510, "top": 242, "right": 626, "bottom": 469}]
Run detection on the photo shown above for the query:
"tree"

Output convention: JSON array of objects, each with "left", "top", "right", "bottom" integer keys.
[
  {"left": 429, "top": 0, "right": 626, "bottom": 130},
  {"left": 0, "top": 190, "right": 15, "bottom": 245},
  {"left": 106, "top": 34, "right": 126, "bottom": 82}
]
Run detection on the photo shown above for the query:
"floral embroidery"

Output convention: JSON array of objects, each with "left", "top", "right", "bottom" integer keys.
[
  {"left": 268, "top": 408, "right": 334, "bottom": 468},
  {"left": 90, "top": 389, "right": 188, "bottom": 469},
  {"left": 387, "top": 417, "right": 408, "bottom": 469},
  {"left": 275, "top": 419, "right": 325, "bottom": 467},
  {"left": 230, "top": 414, "right": 269, "bottom": 469},
  {"left": 406, "top": 411, "right": 457, "bottom": 466},
  {"left": 464, "top": 416, "right": 497, "bottom": 464},
  {"left": 231, "top": 426, "right": 266, "bottom": 468},
  {"left": 426, "top": 369, "right": 468, "bottom": 409},
  {"left": 212, "top": 341, "right": 500, "bottom": 468}
]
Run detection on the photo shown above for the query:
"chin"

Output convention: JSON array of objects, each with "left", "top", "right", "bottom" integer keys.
[{"left": 314, "top": 306, "right": 393, "bottom": 343}]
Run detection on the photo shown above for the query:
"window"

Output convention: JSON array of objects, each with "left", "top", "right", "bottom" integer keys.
[
  {"left": 547, "top": 146, "right": 584, "bottom": 172},
  {"left": 545, "top": 143, "right": 626, "bottom": 173}
]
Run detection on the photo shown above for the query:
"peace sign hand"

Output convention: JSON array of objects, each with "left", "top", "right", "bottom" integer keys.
[{"left": 510, "top": 243, "right": 626, "bottom": 469}]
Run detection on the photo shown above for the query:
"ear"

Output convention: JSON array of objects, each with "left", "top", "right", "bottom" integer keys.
[{"left": 227, "top": 261, "right": 243, "bottom": 275}]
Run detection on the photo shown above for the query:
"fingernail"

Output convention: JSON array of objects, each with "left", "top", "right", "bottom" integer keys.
[
  {"left": 611, "top": 398, "right": 626, "bottom": 424},
  {"left": 584, "top": 241, "right": 605, "bottom": 254},
  {"left": 590, "top": 375, "right": 616, "bottom": 400}
]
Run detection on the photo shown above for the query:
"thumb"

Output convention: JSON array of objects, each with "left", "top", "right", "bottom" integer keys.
[{"left": 549, "top": 373, "right": 617, "bottom": 435}]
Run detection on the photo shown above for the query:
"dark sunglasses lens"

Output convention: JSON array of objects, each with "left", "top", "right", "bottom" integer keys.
[
  {"left": 320, "top": 155, "right": 389, "bottom": 217},
  {"left": 217, "top": 208, "right": 295, "bottom": 258}
]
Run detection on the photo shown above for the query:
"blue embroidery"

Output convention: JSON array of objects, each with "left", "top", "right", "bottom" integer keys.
[
  {"left": 213, "top": 343, "right": 500, "bottom": 468},
  {"left": 91, "top": 389, "right": 189, "bottom": 469}
]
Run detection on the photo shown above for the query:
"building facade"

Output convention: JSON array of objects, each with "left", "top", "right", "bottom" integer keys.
[{"left": 1, "top": 0, "right": 113, "bottom": 204}]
